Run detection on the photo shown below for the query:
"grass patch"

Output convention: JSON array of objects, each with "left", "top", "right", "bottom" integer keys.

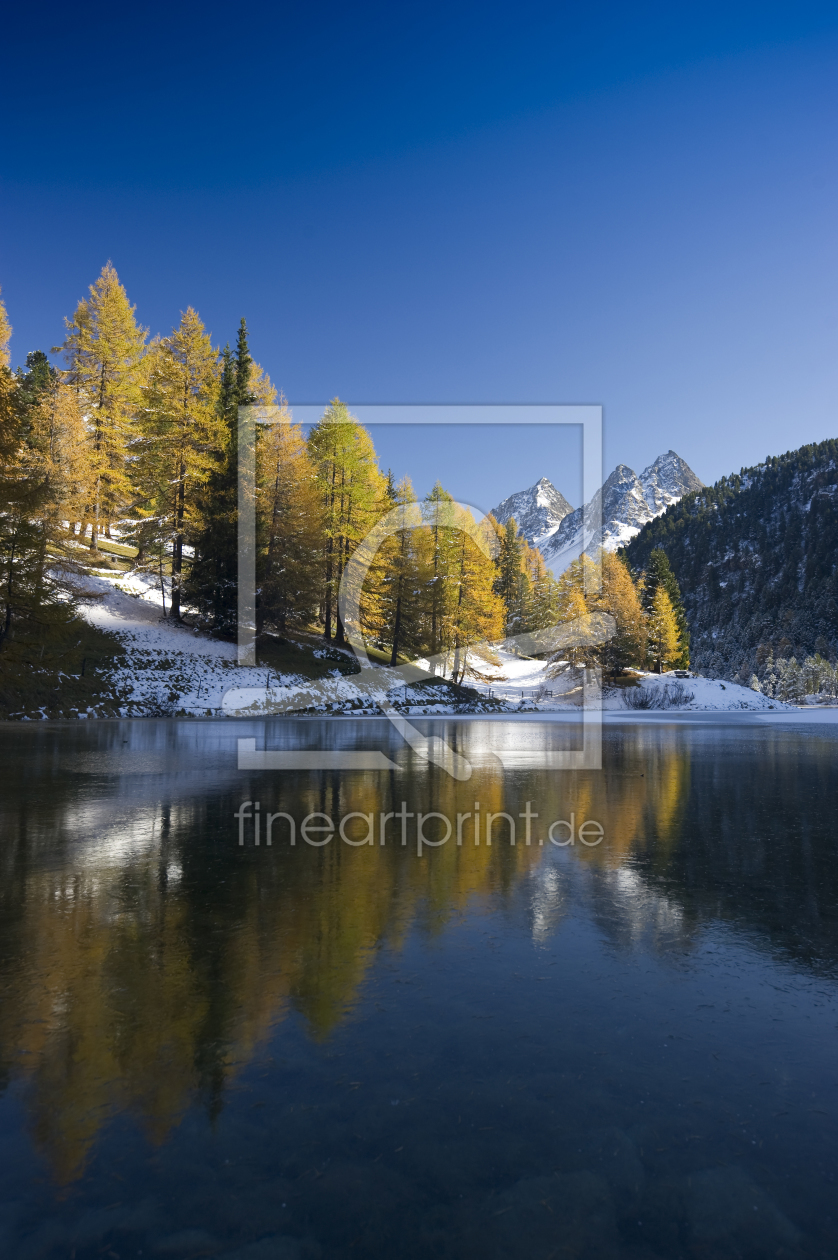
[
  {"left": 255, "top": 633, "right": 362, "bottom": 680},
  {"left": 605, "top": 671, "right": 642, "bottom": 689},
  {"left": 70, "top": 536, "right": 139, "bottom": 559},
  {"left": 0, "top": 615, "right": 128, "bottom": 719},
  {"left": 254, "top": 632, "right": 510, "bottom": 710}
]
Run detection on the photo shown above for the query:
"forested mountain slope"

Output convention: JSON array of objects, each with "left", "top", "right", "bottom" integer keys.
[{"left": 623, "top": 439, "right": 838, "bottom": 678}]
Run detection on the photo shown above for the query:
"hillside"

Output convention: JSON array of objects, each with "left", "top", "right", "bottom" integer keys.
[{"left": 623, "top": 438, "right": 838, "bottom": 678}]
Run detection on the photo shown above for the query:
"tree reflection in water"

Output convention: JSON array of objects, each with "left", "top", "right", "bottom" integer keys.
[{"left": 0, "top": 717, "right": 836, "bottom": 1190}]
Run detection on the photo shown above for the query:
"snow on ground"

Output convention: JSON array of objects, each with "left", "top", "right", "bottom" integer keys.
[
  {"left": 82, "top": 570, "right": 237, "bottom": 658},
  {"left": 76, "top": 571, "right": 793, "bottom": 718},
  {"left": 79, "top": 570, "right": 267, "bottom": 714},
  {"left": 601, "top": 672, "right": 791, "bottom": 712},
  {"left": 469, "top": 649, "right": 790, "bottom": 712},
  {"left": 480, "top": 647, "right": 551, "bottom": 691},
  {"left": 77, "top": 573, "right": 522, "bottom": 717}
]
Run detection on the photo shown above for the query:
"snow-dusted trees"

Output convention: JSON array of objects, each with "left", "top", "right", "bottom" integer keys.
[{"left": 760, "top": 653, "right": 837, "bottom": 702}]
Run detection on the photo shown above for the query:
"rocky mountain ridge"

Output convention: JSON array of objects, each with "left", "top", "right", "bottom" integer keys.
[
  {"left": 491, "top": 451, "right": 702, "bottom": 575},
  {"left": 543, "top": 451, "right": 703, "bottom": 574},
  {"left": 490, "top": 477, "right": 573, "bottom": 548}
]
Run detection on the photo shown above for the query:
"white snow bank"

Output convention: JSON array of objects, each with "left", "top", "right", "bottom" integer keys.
[
  {"left": 603, "top": 672, "right": 792, "bottom": 713},
  {"left": 81, "top": 571, "right": 237, "bottom": 659},
  {"left": 76, "top": 574, "right": 526, "bottom": 717},
  {"left": 72, "top": 574, "right": 800, "bottom": 719}
]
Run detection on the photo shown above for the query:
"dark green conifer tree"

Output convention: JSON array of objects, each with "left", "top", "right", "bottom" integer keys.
[
  {"left": 494, "top": 517, "right": 528, "bottom": 637},
  {"left": 187, "top": 322, "right": 253, "bottom": 632},
  {"left": 234, "top": 318, "right": 254, "bottom": 407},
  {"left": 642, "top": 548, "right": 690, "bottom": 668}
]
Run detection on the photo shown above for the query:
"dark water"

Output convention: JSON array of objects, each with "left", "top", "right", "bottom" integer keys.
[{"left": 1, "top": 716, "right": 837, "bottom": 1260}]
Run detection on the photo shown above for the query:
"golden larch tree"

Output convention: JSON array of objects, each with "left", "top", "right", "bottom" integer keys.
[
  {"left": 647, "top": 584, "right": 681, "bottom": 672},
  {"left": 132, "top": 308, "right": 220, "bottom": 620},
  {"left": 0, "top": 285, "right": 11, "bottom": 368},
  {"left": 258, "top": 408, "right": 324, "bottom": 633},
  {"left": 57, "top": 263, "right": 147, "bottom": 549},
  {"left": 596, "top": 550, "right": 647, "bottom": 676},
  {"left": 307, "top": 401, "right": 386, "bottom": 645}
]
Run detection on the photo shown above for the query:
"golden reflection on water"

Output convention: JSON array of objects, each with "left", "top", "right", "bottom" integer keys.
[{"left": 0, "top": 727, "right": 694, "bottom": 1182}]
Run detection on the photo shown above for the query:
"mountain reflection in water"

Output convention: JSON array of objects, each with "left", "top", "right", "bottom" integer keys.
[{"left": 0, "top": 718, "right": 836, "bottom": 1259}]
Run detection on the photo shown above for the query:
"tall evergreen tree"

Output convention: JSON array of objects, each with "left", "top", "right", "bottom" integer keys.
[
  {"left": 520, "top": 544, "right": 560, "bottom": 633},
  {"left": 647, "top": 585, "right": 681, "bottom": 672},
  {"left": 420, "top": 482, "right": 461, "bottom": 662},
  {"left": 56, "top": 263, "right": 147, "bottom": 549},
  {"left": 494, "top": 517, "right": 528, "bottom": 636},
  {"left": 258, "top": 410, "right": 324, "bottom": 633},
  {"left": 132, "top": 309, "right": 221, "bottom": 620},
  {"left": 0, "top": 287, "right": 12, "bottom": 369},
  {"left": 234, "top": 318, "right": 254, "bottom": 406},
  {"left": 307, "top": 400, "right": 385, "bottom": 644},
  {"left": 187, "top": 322, "right": 260, "bottom": 632},
  {"left": 376, "top": 475, "right": 421, "bottom": 664},
  {"left": 642, "top": 548, "right": 689, "bottom": 667}
]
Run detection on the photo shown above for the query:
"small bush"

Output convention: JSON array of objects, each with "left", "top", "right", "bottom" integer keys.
[
  {"left": 623, "top": 681, "right": 694, "bottom": 710},
  {"left": 623, "top": 687, "right": 656, "bottom": 709}
]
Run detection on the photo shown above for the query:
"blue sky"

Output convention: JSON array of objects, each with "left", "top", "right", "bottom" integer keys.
[{"left": 1, "top": 1, "right": 836, "bottom": 509}]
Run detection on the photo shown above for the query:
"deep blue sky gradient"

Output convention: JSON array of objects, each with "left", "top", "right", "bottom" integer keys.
[{"left": 1, "top": 1, "right": 836, "bottom": 507}]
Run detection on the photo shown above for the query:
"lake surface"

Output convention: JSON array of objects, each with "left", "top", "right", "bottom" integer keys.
[{"left": 1, "top": 716, "right": 837, "bottom": 1260}]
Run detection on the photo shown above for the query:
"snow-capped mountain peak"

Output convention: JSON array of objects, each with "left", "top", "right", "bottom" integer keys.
[
  {"left": 490, "top": 476, "right": 573, "bottom": 548},
  {"left": 531, "top": 451, "right": 703, "bottom": 575},
  {"left": 639, "top": 450, "right": 703, "bottom": 516}
]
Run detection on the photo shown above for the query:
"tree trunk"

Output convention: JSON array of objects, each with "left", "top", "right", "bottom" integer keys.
[
  {"left": 170, "top": 470, "right": 185, "bottom": 621},
  {"left": 334, "top": 533, "right": 346, "bottom": 646},
  {"left": 324, "top": 537, "right": 333, "bottom": 640},
  {"left": 89, "top": 488, "right": 100, "bottom": 551},
  {"left": 390, "top": 587, "right": 402, "bottom": 666},
  {"left": 323, "top": 461, "right": 337, "bottom": 640},
  {"left": 0, "top": 538, "right": 16, "bottom": 649}
]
